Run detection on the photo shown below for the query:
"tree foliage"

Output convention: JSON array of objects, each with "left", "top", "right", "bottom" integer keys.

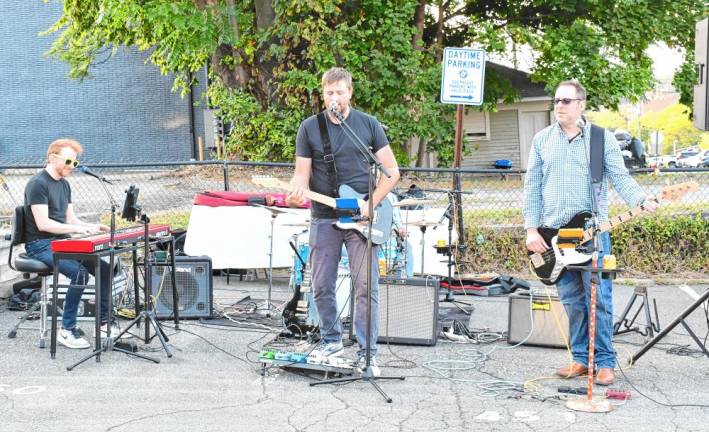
[
  {"left": 44, "top": 0, "right": 706, "bottom": 165},
  {"left": 637, "top": 103, "right": 705, "bottom": 153}
]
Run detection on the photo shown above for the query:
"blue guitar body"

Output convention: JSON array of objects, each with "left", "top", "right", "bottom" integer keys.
[{"left": 332, "top": 184, "right": 393, "bottom": 245}]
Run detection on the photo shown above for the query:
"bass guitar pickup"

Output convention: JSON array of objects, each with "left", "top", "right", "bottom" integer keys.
[{"left": 557, "top": 228, "right": 585, "bottom": 249}]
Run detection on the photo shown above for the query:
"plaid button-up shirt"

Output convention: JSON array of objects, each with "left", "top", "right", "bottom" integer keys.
[{"left": 524, "top": 122, "right": 645, "bottom": 229}]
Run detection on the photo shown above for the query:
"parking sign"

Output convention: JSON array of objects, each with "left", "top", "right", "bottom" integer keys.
[{"left": 440, "top": 48, "right": 486, "bottom": 105}]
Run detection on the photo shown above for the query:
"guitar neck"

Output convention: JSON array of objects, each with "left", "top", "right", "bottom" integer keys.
[
  {"left": 580, "top": 199, "right": 657, "bottom": 241},
  {"left": 270, "top": 180, "right": 337, "bottom": 208}
]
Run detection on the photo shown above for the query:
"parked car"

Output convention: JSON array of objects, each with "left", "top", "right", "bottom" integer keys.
[
  {"left": 647, "top": 154, "right": 677, "bottom": 168},
  {"left": 684, "top": 150, "right": 709, "bottom": 167},
  {"left": 702, "top": 154, "right": 709, "bottom": 168},
  {"left": 676, "top": 150, "right": 700, "bottom": 167}
]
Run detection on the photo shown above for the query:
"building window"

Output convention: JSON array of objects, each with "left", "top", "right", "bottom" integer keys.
[{"left": 464, "top": 110, "right": 490, "bottom": 141}]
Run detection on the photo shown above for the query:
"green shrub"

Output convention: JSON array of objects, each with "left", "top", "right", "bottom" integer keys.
[{"left": 461, "top": 211, "right": 708, "bottom": 276}]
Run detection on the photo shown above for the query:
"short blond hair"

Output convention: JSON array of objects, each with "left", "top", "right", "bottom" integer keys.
[
  {"left": 47, "top": 138, "right": 83, "bottom": 161},
  {"left": 321, "top": 67, "right": 353, "bottom": 90}
]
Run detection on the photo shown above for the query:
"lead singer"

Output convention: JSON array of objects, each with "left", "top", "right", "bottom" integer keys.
[{"left": 286, "top": 67, "right": 400, "bottom": 376}]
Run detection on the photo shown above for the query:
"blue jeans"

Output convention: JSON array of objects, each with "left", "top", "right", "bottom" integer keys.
[
  {"left": 556, "top": 232, "right": 615, "bottom": 368},
  {"left": 309, "top": 219, "right": 379, "bottom": 357},
  {"left": 24, "top": 238, "right": 112, "bottom": 331}
]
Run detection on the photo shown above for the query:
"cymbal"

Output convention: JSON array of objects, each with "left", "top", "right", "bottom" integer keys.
[
  {"left": 252, "top": 203, "right": 294, "bottom": 215},
  {"left": 393, "top": 198, "right": 438, "bottom": 207},
  {"left": 405, "top": 220, "right": 441, "bottom": 227}
]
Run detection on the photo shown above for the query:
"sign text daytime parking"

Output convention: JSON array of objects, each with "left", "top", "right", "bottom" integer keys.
[{"left": 440, "top": 47, "right": 486, "bottom": 105}]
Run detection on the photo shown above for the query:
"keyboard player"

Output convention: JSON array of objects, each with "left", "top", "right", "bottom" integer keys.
[{"left": 23, "top": 138, "right": 120, "bottom": 349}]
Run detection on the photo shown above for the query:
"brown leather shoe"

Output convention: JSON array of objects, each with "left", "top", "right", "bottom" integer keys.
[
  {"left": 555, "top": 362, "right": 588, "bottom": 378},
  {"left": 595, "top": 368, "right": 615, "bottom": 386}
]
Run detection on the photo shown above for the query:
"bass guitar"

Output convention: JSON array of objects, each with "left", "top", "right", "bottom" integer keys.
[
  {"left": 528, "top": 181, "right": 698, "bottom": 285},
  {"left": 252, "top": 176, "right": 393, "bottom": 245}
]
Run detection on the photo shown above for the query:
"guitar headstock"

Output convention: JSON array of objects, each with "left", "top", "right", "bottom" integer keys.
[
  {"left": 252, "top": 175, "right": 288, "bottom": 189},
  {"left": 659, "top": 181, "right": 699, "bottom": 201}
]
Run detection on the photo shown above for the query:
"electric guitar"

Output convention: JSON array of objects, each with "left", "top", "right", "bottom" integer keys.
[
  {"left": 528, "top": 181, "right": 698, "bottom": 285},
  {"left": 252, "top": 176, "right": 393, "bottom": 245}
]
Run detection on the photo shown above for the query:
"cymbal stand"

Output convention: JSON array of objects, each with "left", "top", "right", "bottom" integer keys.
[{"left": 439, "top": 191, "right": 471, "bottom": 313}]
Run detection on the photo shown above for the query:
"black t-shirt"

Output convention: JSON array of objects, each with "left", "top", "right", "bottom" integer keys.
[
  {"left": 295, "top": 108, "right": 389, "bottom": 218},
  {"left": 24, "top": 170, "right": 72, "bottom": 242}
]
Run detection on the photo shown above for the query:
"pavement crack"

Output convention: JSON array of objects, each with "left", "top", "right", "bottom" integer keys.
[{"left": 104, "top": 403, "right": 244, "bottom": 431}]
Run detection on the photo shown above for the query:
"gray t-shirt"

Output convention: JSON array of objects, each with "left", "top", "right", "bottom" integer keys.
[
  {"left": 296, "top": 108, "right": 389, "bottom": 218},
  {"left": 24, "top": 169, "right": 72, "bottom": 242}
]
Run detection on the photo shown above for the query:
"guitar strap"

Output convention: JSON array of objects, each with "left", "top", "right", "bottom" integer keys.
[
  {"left": 589, "top": 123, "right": 605, "bottom": 210},
  {"left": 589, "top": 124, "right": 605, "bottom": 185},
  {"left": 317, "top": 111, "right": 340, "bottom": 198}
]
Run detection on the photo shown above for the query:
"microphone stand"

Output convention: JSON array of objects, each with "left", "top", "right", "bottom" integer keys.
[
  {"left": 565, "top": 120, "right": 613, "bottom": 413},
  {"left": 67, "top": 172, "right": 155, "bottom": 370},
  {"left": 310, "top": 107, "right": 404, "bottom": 403}
]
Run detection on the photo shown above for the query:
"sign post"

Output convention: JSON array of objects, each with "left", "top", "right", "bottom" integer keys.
[{"left": 440, "top": 47, "right": 486, "bottom": 240}]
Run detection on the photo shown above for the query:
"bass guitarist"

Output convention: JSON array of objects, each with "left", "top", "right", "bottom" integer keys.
[
  {"left": 523, "top": 80, "right": 657, "bottom": 385},
  {"left": 286, "top": 67, "right": 400, "bottom": 376}
]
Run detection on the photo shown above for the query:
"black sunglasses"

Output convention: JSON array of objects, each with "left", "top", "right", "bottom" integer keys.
[
  {"left": 554, "top": 98, "right": 583, "bottom": 105},
  {"left": 51, "top": 154, "right": 80, "bottom": 167}
]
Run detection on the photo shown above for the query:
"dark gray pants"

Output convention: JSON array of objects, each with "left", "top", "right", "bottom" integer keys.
[{"left": 309, "top": 219, "right": 379, "bottom": 357}]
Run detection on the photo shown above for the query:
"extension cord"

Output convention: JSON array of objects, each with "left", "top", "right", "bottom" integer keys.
[{"left": 116, "top": 308, "right": 136, "bottom": 319}]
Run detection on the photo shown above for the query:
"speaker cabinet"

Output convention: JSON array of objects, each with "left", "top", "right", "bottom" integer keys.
[
  {"left": 150, "top": 256, "right": 212, "bottom": 319},
  {"left": 508, "top": 291, "right": 569, "bottom": 348},
  {"left": 351, "top": 277, "right": 439, "bottom": 346}
]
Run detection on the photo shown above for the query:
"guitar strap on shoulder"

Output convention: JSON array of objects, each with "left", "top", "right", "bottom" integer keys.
[
  {"left": 317, "top": 111, "right": 339, "bottom": 198},
  {"left": 589, "top": 124, "right": 605, "bottom": 185}
]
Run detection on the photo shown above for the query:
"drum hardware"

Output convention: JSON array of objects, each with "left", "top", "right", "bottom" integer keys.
[{"left": 392, "top": 198, "right": 438, "bottom": 207}]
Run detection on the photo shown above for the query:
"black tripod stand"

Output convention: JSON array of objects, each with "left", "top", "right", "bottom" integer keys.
[
  {"left": 113, "top": 213, "right": 178, "bottom": 357},
  {"left": 66, "top": 189, "right": 178, "bottom": 370},
  {"left": 309, "top": 105, "right": 404, "bottom": 403},
  {"left": 438, "top": 191, "right": 472, "bottom": 313}
]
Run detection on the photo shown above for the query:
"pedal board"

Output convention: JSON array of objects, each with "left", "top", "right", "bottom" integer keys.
[{"left": 258, "top": 343, "right": 356, "bottom": 377}]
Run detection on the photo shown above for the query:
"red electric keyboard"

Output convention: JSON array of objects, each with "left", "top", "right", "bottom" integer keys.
[{"left": 50, "top": 224, "right": 172, "bottom": 253}]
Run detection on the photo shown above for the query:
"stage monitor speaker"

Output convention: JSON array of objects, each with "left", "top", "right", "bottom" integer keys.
[
  {"left": 508, "top": 291, "right": 569, "bottom": 348},
  {"left": 150, "top": 255, "right": 212, "bottom": 319},
  {"left": 352, "top": 276, "right": 439, "bottom": 346},
  {"left": 694, "top": 18, "right": 709, "bottom": 131}
]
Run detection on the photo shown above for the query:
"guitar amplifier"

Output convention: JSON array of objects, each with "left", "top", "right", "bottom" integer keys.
[
  {"left": 150, "top": 256, "right": 212, "bottom": 319},
  {"left": 352, "top": 277, "right": 439, "bottom": 346},
  {"left": 508, "top": 290, "right": 569, "bottom": 348}
]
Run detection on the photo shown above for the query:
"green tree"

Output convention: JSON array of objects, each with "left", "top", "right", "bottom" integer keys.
[
  {"left": 44, "top": 0, "right": 705, "bottom": 164},
  {"left": 638, "top": 103, "right": 704, "bottom": 153}
]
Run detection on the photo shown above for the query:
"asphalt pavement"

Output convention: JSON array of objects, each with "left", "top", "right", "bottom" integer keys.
[{"left": 1, "top": 275, "right": 708, "bottom": 432}]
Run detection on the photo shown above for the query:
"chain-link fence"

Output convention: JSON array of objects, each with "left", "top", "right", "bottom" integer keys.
[{"left": 2, "top": 162, "right": 708, "bottom": 275}]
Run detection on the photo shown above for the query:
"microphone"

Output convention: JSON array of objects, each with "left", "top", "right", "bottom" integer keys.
[
  {"left": 328, "top": 101, "right": 340, "bottom": 113},
  {"left": 78, "top": 165, "right": 113, "bottom": 184}
]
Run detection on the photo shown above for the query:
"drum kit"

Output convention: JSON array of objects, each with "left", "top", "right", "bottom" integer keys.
[
  {"left": 281, "top": 196, "right": 445, "bottom": 280},
  {"left": 261, "top": 195, "right": 454, "bottom": 334}
]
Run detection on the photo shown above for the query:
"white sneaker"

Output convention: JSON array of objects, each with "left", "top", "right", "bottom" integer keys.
[
  {"left": 58, "top": 328, "right": 91, "bottom": 349},
  {"left": 93, "top": 322, "right": 130, "bottom": 340},
  {"left": 358, "top": 355, "right": 381, "bottom": 377},
  {"left": 312, "top": 341, "right": 344, "bottom": 358}
]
